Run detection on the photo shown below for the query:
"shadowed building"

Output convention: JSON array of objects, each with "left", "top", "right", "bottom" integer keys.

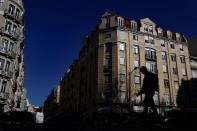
[
  {"left": 46, "top": 11, "right": 191, "bottom": 114},
  {"left": 43, "top": 85, "right": 60, "bottom": 120},
  {"left": 188, "top": 37, "right": 197, "bottom": 79},
  {"left": 0, "top": 0, "right": 25, "bottom": 112}
]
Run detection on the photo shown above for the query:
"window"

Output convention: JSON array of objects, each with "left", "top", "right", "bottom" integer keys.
[
  {"left": 158, "top": 29, "right": 162, "bottom": 36},
  {"left": 117, "top": 17, "right": 124, "bottom": 27},
  {"left": 12, "top": 24, "right": 17, "bottom": 34},
  {"left": 133, "top": 45, "right": 139, "bottom": 54},
  {"left": 135, "top": 76, "right": 140, "bottom": 84},
  {"left": 144, "top": 24, "right": 148, "bottom": 33},
  {"left": 179, "top": 44, "right": 184, "bottom": 51},
  {"left": 119, "top": 31, "right": 125, "bottom": 40},
  {"left": 134, "top": 60, "right": 139, "bottom": 67},
  {"left": 9, "top": 42, "right": 14, "bottom": 52},
  {"left": 5, "top": 20, "right": 12, "bottom": 33},
  {"left": 104, "top": 58, "right": 111, "bottom": 68},
  {"left": 0, "top": 58, "right": 5, "bottom": 70},
  {"left": 164, "top": 79, "right": 170, "bottom": 88},
  {"left": 105, "top": 43, "right": 112, "bottom": 53},
  {"left": 145, "top": 48, "right": 156, "bottom": 60},
  {"left": 163, "top": 65, "right": 167, "bottom": 73},
  {"left": 106, "top": 17, "right": 110, "bottom": 27},
  {"left": 161, "top": 52, "right": 166, "bottom": 60},
  {"left": 1, "top": 39, "right": 9, "bottom": 52},
  {"left": 104, "top": 33, "right": 111, "bottom": 39},
  {"left": 161, "top": 40, "right": 165, "bottom": 47},
  {"left": 144, "top": 36, "right": 149, "bottom": 43},
  {"left": 176, "top": 33, "right": 180, "bottom": 41},
  {"left": 119, "top": 43, "right": 125, "bottom": 51},
  {"left": 8, "top": 4, "right": 15, "bottom": 15},
  {"left": 167, "top": 31, "right": 171, "bottom": 39},
  {"left": 131, "top": 21, "right": 137, "bottom": 30},
  {"left": 164, "top": 88, "right": 171, "bottom": 105},
  {"left": 173, "top": 65, "right": 178, "bottom": 75},
  {"left": 120, "top": 58, "right": 125, "bottom": 65},
  {"left": 120, "top": 74, "right": 126, "bottom": 82},
  {"left": 0, "top": 0, "right": 4, "bottom": 7},
  {"left": 104, "top": 74, "right": 111, "bottom": 83},
  {"left": 170, "top": 42, "right": 175, "bottom": 49},
  {"left": 133, "top": 34, "right": 138, "bottom": 41},
  {"left": 5, "top": 61, "right": 10, "bottom": 72},
  {"left": 170, "top": 54, "right": 176, "bottom": 61},
  {"left": 0, "top": 81, "right": 7, "bottom": 93},
  {"left": 180, "top": 56, "right": 185, "bottom": 63},
  {"left": 15, "top": 8, "right": 20, "bottom": 19},
  {"left": 149, "top": 25, "right": 153, "bottom": 34},
  {"left": 149, "top": 37, "right": 154, "bottom": 44},
  {"left": 182, "top": 68, "right": 186, "bottom": 76},
  {"left": 146, "top": 62, "right": 157, "bottom": 73}
]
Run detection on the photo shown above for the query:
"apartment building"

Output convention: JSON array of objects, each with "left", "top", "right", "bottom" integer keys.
[
  {"left": 44, "top": 85, "right": 60, "bottom": 120},
  {"left": 53, "top": 11, "right": 191, "bottom": 114},
  {"left": 188, "top": 38, "right": 197, "bottom": 79},
  {"left": 0, "top": 0, "right": 25, "bottom": 112}
]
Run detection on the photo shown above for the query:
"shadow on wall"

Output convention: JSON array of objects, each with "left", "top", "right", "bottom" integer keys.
[{"left": 177, "top": 78, "right": 197, "bottom": 110}]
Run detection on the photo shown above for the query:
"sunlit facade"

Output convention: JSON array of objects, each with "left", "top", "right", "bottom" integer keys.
[
  {"left": 52, "top": 11, "right": 191, "bottom": 114},
  {"left": 0, "top": 0, "right": 25, "bottom": 112}
]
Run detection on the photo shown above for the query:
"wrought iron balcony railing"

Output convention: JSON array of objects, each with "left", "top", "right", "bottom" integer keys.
[{"left": 0, "top": 27, "right": 20, "bottom": 41}]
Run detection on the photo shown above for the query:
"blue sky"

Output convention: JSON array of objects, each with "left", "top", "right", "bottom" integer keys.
[{"left": 23, "top": 0, "right": 197, "bottom": 106}]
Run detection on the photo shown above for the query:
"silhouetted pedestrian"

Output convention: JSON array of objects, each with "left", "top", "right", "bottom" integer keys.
[{"left": 136, "top": 66, "right": 159, "bottom": 115}]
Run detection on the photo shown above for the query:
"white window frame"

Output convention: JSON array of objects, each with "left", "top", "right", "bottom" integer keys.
[
  {"left": 133, "top": 45, "right": 139, "bottom": 54},
  {"left": 179, "top": 44, "right": 183, "bottom": 51},
  {"left": 119, "top": 43, "right": 125, "bottom": 51},
  {"left": 161, "top": 40, "right": 165, "bottom": 47},
  {"left": 144, "top": 36, "right": 149, "bottom": 43},
  {"left": 120, "top": 57, "right": 125, "bottom": 65},
  {"left": 163, "top": 65, "right": 167, "bottom": 73},
  {"left": 134, "top": 60, "right": 139, "bottom": 67}
]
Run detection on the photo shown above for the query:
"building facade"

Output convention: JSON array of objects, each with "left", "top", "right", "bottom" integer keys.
[
  {"left": 43, "top": 85, "right": 60, "bottom": 120},
  {"left": 188, "top": 38, "right": 197, "bottom": 79},
  {"left": 0, "top": 0, "right": 25, "bottom": 112},
  {"left": 55, "top": 11, "right": 191, "bottom": 114}
]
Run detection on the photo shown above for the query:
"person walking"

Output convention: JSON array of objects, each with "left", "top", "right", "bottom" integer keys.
[{"left": 136, "top": 66, "right": 159, "bottom": 115}]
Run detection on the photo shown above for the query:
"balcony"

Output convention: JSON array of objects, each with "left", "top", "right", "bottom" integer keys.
[
  {"left": 0, "top": 48, "right": 17, "bottom": 59},
  {"left": 145, "top": 54, "right": 157, "bottom": 61},
  {"left": 0, "top": 28, "right": 20, "bottom": 41},
  {"left": 0, "top": 92, "right": 9, "bottom": 101},
  {"left": 0, "top": 70, "right": 14, "bottom": 78},
  {"left": 4, "top": 10, "right": 23, "bottom": 25}
]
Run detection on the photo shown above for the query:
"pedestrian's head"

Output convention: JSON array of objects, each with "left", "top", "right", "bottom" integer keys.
[{"left": 140, "top": 66, "right": 148, "bottom": 74}]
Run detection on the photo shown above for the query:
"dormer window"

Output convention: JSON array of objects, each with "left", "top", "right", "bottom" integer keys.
[
  {"left": 106, "top": 17, "right": 110, "bottom": 28},
  {"left": 131, "top": 21, "right": 137, "bottom": 31},
  {"left": 144, "top": 24, "right": 148, "bottom": 33},
  {"left": 167, "top": 31, "right": 172, "bottom": 39},
  {"left": 117, "top": 17, "right": 124, "bottom": 27},
  {"left": 157, "top": 28, "right": 162, "bottom": 37},
  {"left": 149, "top": 25, "right": 153, "bottom": 34},
  {"left": 176, "top": 33, "right": 180, "bottom": 42}
]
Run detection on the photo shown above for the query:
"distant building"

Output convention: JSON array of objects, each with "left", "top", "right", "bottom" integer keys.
[
  {"left": 43, "top": 85, "right": 60, "bottom": 120},
  {"left": 188, "top": 38, "right": 197, "bottom": 79},
  {"left": 0, "top": 0, "right": 25, "bottom": 112},
  {"left": 45, "top": 11, "right": 191, "bottom": 115}
]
